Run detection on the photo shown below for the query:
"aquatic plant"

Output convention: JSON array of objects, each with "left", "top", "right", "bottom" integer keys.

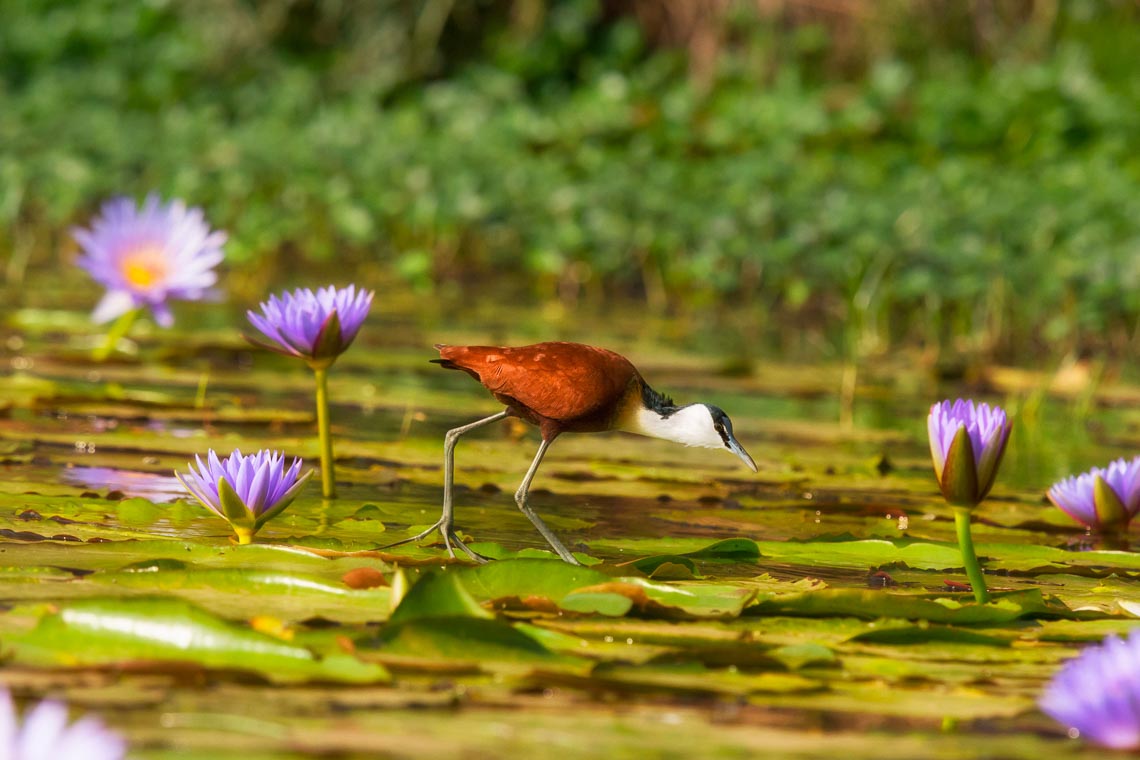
[
  {"left": 73, "top": 195, "right": 226, "bottom": 356},
  {"left": 246, "top": 285, "right": 373, "bottom": 365},
  {"left": 1048, "top": 457, "right": 1140, "bottom": 533},
  {"left": 0, "top": 687, "right": 126, "bottom": 760},
  {"left": 247, "top": 285, "right": 373, "bottom": 498},
  {"left": 1039, "top": 629, "right": 1140, "bottom": 749},
  {"left": 928, "top": 399, "right": 1012, "bottom": 603},
  {"left": 176, "top": 449, "right": 311, "bottom": 544}
]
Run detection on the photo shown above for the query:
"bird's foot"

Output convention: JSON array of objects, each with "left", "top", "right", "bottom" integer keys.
[
  {"left": 377, "top": 518, "right": 489, "bottom": 564},
  {"left": 444, "top": 531, "right": 489, "bottom": 564},
  {"left": 548, "top": 545, "right": 583, "bottom": 566}
]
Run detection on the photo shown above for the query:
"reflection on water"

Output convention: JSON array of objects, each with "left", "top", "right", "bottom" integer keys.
[{"left": 63, "top": 466, "right": 185, "bottom": 503}]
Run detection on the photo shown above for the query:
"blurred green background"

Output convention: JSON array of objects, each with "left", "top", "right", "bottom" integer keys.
[{"left": 2, "top": 0, "right": 1138, "bottom": 364}]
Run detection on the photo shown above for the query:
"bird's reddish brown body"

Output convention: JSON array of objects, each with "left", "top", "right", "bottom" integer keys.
[{"left": 435, "top": 342, "right": 645, "bottom": 439}]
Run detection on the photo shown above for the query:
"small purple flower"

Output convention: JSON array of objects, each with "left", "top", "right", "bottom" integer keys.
[
  {"left": 1049, "top": 457, "right": 1140, "bottom": 531},
  {"left": 175, "top": 449, "right": 311, "bottom": 544},
  {"left": 1040, "top": 629, "right": 1140, "bottom": 749},
  {"left": 73, "top": 194, "right": 226, "bottom": 327},
  {"left": 0, "top": 688, "right": 126, "bottom": 760},
  {"left": 247, "top": 285, "right": 373, "bottom": 367},
  {"left": 928, "top": 399, "right": 1012, "bottom": 507}
]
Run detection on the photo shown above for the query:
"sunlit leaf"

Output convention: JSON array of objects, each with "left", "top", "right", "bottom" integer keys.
[
  {"left": 5, "top": 597, "right": 389, "bottom": 683},
  {"left": 387, "top": 570, "right": 492, "bottom": 625}
]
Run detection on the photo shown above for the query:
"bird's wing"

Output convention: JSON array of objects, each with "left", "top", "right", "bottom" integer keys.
[{"left": 440, "top": 343, "right": 636, "bottom": 422}]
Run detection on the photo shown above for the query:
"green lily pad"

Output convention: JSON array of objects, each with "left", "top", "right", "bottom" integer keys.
[
  {"left": 4, "top": 597, "right": 389, "bottom": 684},
  {"left": 748, "top": 588, "right": 1059, "bottom": 624},
  {"left": 374, "top": 617, "right": 590, "bottom": 673},
  {"left": 387, "top": 570, "right": 493, "bottom": 625},
  {"left": 590, "top": 662, "right": 824, "bottom": 696}
]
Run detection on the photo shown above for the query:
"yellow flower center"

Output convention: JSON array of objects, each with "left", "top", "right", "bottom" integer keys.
[{"left": 120, "top": 246, "right": 169, "bottom": 290}]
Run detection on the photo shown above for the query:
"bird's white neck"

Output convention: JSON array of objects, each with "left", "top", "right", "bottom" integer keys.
[{"left": 624, "top": 404, "right": 724, "bottom": 449}]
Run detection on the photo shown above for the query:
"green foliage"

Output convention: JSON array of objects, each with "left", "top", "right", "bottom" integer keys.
[{"left": 3, "top": 1, "right": 1140, "bottom": 357}]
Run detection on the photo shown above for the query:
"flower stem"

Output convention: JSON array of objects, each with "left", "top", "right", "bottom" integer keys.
[
  {"left": 1097, "top": 531, "right": 1130, "bottom": 552},
  {"left": 953, "top": 506, "right": 989, "bottom": 604},
  {"left": 93, "top": 307, "right": 140, "bottom": 361},
  {"left": 314, "top": 366, "right": 336, "bottom": 499},
  {"left": 233, "top": 526, "right": 254, "bottom": 545}
]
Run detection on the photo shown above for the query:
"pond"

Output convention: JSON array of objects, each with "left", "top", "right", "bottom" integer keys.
[{"left": 1, "top": 286, "right": 1138, "bottom": 759}]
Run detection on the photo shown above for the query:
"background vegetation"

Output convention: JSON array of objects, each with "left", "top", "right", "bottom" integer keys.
[{"left": 2, "top": 0, "right": 1138, "bottom": 362}]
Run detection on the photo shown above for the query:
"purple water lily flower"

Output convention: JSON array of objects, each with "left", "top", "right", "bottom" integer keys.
[
  {"left": 247, "top": 285, "right": 373, "bottom": 368},
  {"left": 246, "top": 285, "right": 371, "bottom": 499},
  {"left": 1040, "top": 629, "right": 1140, "bottom": 749},
  {"left": 175, "top": 449, "right": 311, "bottom": 544},
  {"left": 0, "top": 688, "right": 126, "bottom": 760},
  {"left": 1049, "top": 457, "right": 1140, "bottom": 531},
  {"left": 928, "top": 399, "right": 1012, "bottom": 508},
  {"left": 73, "top": 194, "right": 226, "bottom": 327}
]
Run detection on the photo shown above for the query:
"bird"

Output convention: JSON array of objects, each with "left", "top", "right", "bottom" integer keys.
[{"left": 386, "top": 341, "right": 757, "bottom": 565}]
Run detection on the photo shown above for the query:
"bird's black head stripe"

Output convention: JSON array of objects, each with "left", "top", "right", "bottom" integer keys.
[
  {"left": 707, "top": 405, "right": 734, "bottom": 447},
  {"left": 641, "top": 383, "right": 678, "bottom": 416}
]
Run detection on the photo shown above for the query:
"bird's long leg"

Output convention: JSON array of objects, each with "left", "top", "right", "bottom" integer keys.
[
  {"left": 515, "top": 438, "right": 582, "bottom": 566},
  {"left": 379, "top": 410, "right": 509, "bottom": 561}
]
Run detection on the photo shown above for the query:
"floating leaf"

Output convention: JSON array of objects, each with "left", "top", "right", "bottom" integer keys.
[
  {"left": 770, "top": 643, "right": 839, "bottom": 670},
  {"left": 4, "top": 597, "right": 389, "bottom": 683},
  {"left": 748, "top": 588, "right": 1058, "bottom": 624},
  {"left": 683, "top": 538, "right": 762, "bottom": 561},
  {"left": 387, "top": 570, "right": 492, "bottom": 626},
  {"left": 455, "top": 558, "right": 611, "bottom": 603},
  {"left": 645, "top": 561, "right": 698, "bottom": 581},
  {"left": 560, "top": 587, "right": 636, "bottom": 616},
  {"left": 374, "top": 617, "right": 589, "bottom": 674},
  {"left": 619, "top": 555, "right": 699, "bottom": 578},
  {"left": 617, "top": 539, "right": 761, "bottom": 578},
  {"left": 589, "top": 662, "right": 823, "bottom": 696},
  {"left": 849, "top": 626, "right": 1014, "bottom": 646}
]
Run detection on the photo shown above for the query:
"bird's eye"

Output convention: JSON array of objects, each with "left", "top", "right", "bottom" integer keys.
[{"left": 713, "top": 422, "right": 731, "bottom": 447}]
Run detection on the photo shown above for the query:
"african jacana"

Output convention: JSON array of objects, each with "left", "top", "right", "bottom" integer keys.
[{"left": 388, "top": 341, "right": 757, "bottom": 565}]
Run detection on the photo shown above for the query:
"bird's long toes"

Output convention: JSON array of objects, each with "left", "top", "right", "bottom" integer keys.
[
  {"left": 375, "top": 518, "right": 447, "bottom": 551},
  {"left": 557, "top": 551, "right": 583, "bottom": 566},
  {"left": 448, "top": 534, "right": 490, "bottom": 564}
]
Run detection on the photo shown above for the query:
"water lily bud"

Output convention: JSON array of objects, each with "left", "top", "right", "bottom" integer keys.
[{"left": 928, "top": 399, "right": 1012, "bottom": 508}]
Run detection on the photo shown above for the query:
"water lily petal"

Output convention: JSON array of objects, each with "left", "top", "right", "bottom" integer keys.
[
  {"left": 1093, "top": 475, "right": 1129, "bottom": 529},
  {"left": 90, "top": 290, "right": 137, "bottom": 325},
  {"left": 1041, "top": 630, "right": 1140, "bottom": 749},
  {"left": 939, "top": 424, "right": 980, "bottom": 507}
]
